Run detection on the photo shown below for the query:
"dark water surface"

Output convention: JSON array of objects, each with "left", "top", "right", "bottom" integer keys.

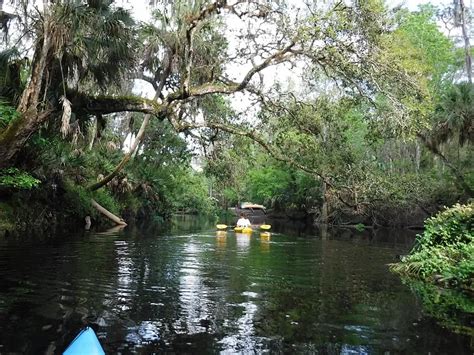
[{"left": 0, "top": 218, "right": 472, "bottom": 354}]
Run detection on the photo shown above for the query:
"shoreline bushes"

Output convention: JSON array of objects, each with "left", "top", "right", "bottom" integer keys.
[{"left": 391, "top": 202, "right": 473, "bottom": 291}]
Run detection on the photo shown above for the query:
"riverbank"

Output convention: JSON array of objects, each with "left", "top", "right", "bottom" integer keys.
[
  {"left": 0, "top": 183, "right": 463, "bottom": 237},
  {"left": 268, "top": 204, "right": 436, "bottom": 229}
]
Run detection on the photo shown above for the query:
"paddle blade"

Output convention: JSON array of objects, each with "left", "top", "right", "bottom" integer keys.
[
  {"left": 260, "top": 224, "right": 271, "bottom": 230},
  {"left": 216, "top": 224, "right": 228, "bottom": 230}
]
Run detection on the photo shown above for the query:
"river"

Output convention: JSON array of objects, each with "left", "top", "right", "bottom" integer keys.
[{"left": 0, "top": 217, "right": 472, "bottom": 354}]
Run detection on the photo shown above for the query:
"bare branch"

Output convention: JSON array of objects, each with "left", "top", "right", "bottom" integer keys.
[
  {"left": 134, "top": 72, "right": 159, "bottom": 91},
  {"left": 169, "top": 39, "right": 297, "bottom": 102}
]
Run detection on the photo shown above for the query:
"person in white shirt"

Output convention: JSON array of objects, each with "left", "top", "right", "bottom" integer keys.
[{"left": 236, "top": 213, "right": 251, "bottom": 228}]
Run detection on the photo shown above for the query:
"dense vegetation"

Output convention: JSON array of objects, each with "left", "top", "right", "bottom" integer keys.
[
  {"left": 391, "top": 203, "right": 473, "bottom": 291},
  {"left": 390, "top": 202, "right": 473, "bottom": 335},
  {"left": 0, "top": 0, "right": 472, "bottom": 231}
]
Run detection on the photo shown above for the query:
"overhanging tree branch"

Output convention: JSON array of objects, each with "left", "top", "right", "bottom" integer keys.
[
  {"left": 176, "top": 120, "right": 330, "bottom": 183},
  {"left": 175, "top": 120, "right": 362, "bottom": 210},
  {"left": 168, "top": 40, "right": 297, "bottom": 102},
  {"left": 69, "top": 93, "right": 161, "bottom": 116}
]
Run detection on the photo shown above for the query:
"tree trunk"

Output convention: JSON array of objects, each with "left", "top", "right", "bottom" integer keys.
[
  {"left": 459, "top": 0, "right": 472, "bottom": 83},
  {"left": 0, "top": 17, "right": 52, "bottom": 167},
  {"left": 88, "top": 114, "right": 151, "bottom": 191},
  {"left": 88, "top": 116, "right": 97, "bottom": 150},
  {"left": 415, "top": 141, "right": 421, "bottom": 173},
  {"left": 18, "top": 18, "right": 51, "bottom": 114},
  {"left": 0, "top": 109, "right": 52, "bottom": 167},
  {"left": 320, "top": 180, "right": 329, "bottom": 224},
  {"left": 320, "top": 123, "right": 329, "bottom": 224}
]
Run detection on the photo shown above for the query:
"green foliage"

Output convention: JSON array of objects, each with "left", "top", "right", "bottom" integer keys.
[
  {"left": 432, "top": 83, "right": 474, "bottom": 146},
  {"left": 416, "top": 203, "right": 473, "bottom": 249},
  {"left": 0, "top": 48, "right": 25, "bottom": 104},
  {"left": 62, "top": 179, "right": 120, "bottom": 217},
  {"left": 0, "top": 168, "right": 40, "bottom": 190},
  {"left": 0, "top": 101, "right": 20, "bottom": 129},
  {"left": 94, "top": 188, "right": 121, "bottom": 216},
  {"left": 395, "top": 5, "right": 458, "bottom": 92},
  {"left": 243, "top": 163, "right": 321, "bottom": 212},
  {"left": 0, "top": 202, "right": 15, "bottom": 230},
  {"left": 246, "top": 166, "right": 291, "bottom": 206},
  {"left": 171, "top": 169, "right": 216, "bottom": 215},
  {"left": 391, "top": 203, "right": 474, "bottom": 290},
  {"left": 203, "top": 131, "right": 254, "bottom": 206},
  {"left": 47, "top": 1, "right": 137, "bottom": 89},
  {"left": 222, "top": 187, "right": 238, "bottom": 205},
  {"left": 62, "top": 180, "right": 93, "bottom": 216}
]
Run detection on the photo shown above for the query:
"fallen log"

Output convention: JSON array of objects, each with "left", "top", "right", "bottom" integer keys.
[{"left": 91, "top": 199, "right": 127, "bottom": 226}]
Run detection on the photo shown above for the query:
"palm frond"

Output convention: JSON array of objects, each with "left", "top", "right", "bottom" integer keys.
[
  {"left": 431, "top": 82, "right": 474, "bottom": 146},
  {"left": 0, "top": 47, "right": 24, "bottom": 104}
]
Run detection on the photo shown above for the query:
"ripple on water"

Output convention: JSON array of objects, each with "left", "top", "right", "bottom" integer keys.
[{"left": 0, "top": 227, "right": 471, "bottom": 354}]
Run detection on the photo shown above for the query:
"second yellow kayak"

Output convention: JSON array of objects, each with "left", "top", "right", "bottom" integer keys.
[{"left": 234, "top": 227, "right": 253, "bottom": 234}]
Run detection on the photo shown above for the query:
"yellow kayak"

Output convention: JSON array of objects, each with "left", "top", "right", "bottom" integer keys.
[{"left": 234, "top": 226, "right": 253, "bottom": 234}]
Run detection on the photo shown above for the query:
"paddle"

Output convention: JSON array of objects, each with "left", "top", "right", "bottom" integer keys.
[
  {"left": 259, "top": 224, "right": 271, "bottom": 230},
  {"left": 216, "top": 224, "right": 228, "bottom": 230}
]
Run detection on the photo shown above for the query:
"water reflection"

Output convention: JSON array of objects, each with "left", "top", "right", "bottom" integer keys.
[
  {"left": 219, "top": 296, "right": 259, "bottom": 352},
  {"left": 215, "top": 231, "right": 227, "bottom": 250},
  {"left": 125, "top": 320, "right": 161, "bottom": 344},
  {"left": 260, "top": 233, "right": 270, "bottom": 253},
  {"left": 96, "top": 224, "right": 126, "bottom": 235},
  {"left": 0, "top": 222, "right": 471, "bottom": 354},
  {"left": 178, "top": 241, "right": 210, "bottom": 334},
  {"left": 235, "top": 233, "right": 251, "bottom": 251}
]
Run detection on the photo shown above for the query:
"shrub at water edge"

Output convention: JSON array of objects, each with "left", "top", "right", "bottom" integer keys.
[{"left": 390, "top": 202, "right": 473, "bottom": 291}]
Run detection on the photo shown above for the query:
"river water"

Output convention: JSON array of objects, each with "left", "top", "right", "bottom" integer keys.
[{"left": 0, "top": 217, "right": 472, "bottom": 354}]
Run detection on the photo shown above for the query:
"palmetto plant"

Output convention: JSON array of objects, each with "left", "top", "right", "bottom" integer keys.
[
  {"left": 139, "top": 0, "right": 227, "bottom": 95},
  {"left": 432, "top": 82, "right": 474, "bottom": 146},
  {"left": 0, "top": 0, "right": 138, "bottom": 166},
  {"left": 0, "top": 48, "right": 24, "bottom": 104},
  {"left": 39, "top": 0, "right": 137, "bottom": 93}
]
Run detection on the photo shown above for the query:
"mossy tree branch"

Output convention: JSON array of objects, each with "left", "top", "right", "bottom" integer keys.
[{"left": 69, "top": 92, "right": 162, "bottom": 116}]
